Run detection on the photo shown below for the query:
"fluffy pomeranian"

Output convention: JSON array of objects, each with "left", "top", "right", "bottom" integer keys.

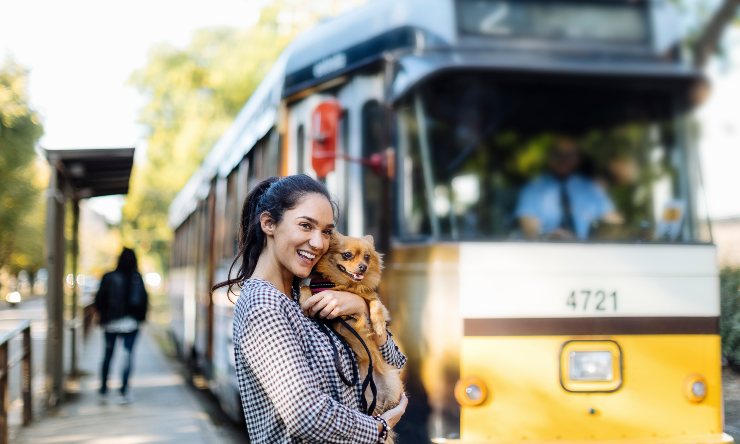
[{"left": 299, "top": 233, "right": 404, "bottom": 419}]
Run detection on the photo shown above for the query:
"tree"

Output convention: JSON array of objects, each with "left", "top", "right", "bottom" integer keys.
[
  {"left": 674, "top": 0, "right": 740, "bottom": 67},
  {"left": 6, "top": 157, "right": 48, "bottom": 278},
  {"left": 0, "top": 59, "right": 44, "bottom": 288},
  {"left": 692, "top": 0, "right": 740, "bottom": 68},
  {"left": 122, "top": 2, "right": 315, "bottom": 273}
]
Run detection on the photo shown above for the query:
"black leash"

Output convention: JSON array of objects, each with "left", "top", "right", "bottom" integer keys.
[
  {"left": 337, "top": 317, "right": 378, "bottom": 415},
  {"left": 314, "top": 317, "right": 377, "bottom": 415},
  {"left": 315, "top": 320, "right": 358, "bottom": 386},
  {"left": 302, "top": 279, "right": 378, "bottom": 415}
]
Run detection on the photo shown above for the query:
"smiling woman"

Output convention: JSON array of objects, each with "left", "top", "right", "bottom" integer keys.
[{"left": 211, "top": 174, "right": 407, "bottom": 443}]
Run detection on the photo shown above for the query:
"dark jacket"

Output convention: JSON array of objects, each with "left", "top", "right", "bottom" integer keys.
[{"left": 94, "top": 271, "right": 148, "bottom": 325}]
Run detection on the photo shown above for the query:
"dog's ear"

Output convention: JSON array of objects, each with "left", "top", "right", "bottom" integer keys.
[
  {"left": 363, "top": 234, "right": 375, "bottom": 246},
  {"left": 329, "top": 231, "right": 344, "bottom": 249}
]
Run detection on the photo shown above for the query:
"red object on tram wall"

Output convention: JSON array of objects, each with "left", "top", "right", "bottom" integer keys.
[{"left": 311, "top": 100, "right": 342, "bottom": 178}]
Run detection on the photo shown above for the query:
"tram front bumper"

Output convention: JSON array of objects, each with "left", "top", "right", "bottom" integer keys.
[{"left": 432, "top": 433, "right": 734, "bottom": 443}]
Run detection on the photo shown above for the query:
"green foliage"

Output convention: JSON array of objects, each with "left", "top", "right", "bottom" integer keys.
[
  {"left": 122, "top": 2, "right": 304, "bottom": 273},
  {"left": 721, "top": 268, "right": 740, "bottom": 364},
  {"left": 0, "top": 59, "right": 44, "bottom": 277}
]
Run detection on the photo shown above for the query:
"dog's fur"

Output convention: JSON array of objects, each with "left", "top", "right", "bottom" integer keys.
[{"left": 299, "top": 233, "right": 404, "bottom": 421}]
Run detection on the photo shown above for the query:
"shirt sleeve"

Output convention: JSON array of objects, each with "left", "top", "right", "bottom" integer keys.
[
  {"left": 241, "top": 304, "right": 379, "bottom": 444},
  {"left": 378, "top": 329, "right": 407, "bottom": 369},
  {"left": 593, "top": 183, "right": 615, "bottom": 217},
  {"left": 515, "top": 181, "right": 539, "bottom": 219}
]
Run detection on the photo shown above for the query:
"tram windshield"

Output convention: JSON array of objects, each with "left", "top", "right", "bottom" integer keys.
[{"left": 397, "top": 72, "right": 709, "bottom": 243}]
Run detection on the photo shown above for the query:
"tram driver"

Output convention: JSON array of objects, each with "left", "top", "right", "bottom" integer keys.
[{"left": 515, "top": 136, "right": 623, "bottom": 240}]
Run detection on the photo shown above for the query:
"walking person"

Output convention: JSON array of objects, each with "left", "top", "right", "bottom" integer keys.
[
  {"left": 214, "top": 174, "right": 408, "bottom": 443},
  {"left": 94, "top": 247, "right": 149, "bottom": 404}
]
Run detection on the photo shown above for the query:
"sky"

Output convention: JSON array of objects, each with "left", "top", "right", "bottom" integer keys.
[
  {"left": 1, "top": 0, "right": 264, "bottom": 221},
  {"left": 1, "top": 0, "right": 739, "bottom": 222}
]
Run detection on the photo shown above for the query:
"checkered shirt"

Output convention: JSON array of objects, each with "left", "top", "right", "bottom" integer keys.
[{"left": 234, "top": 278, "right": 407, "bottom": 443}]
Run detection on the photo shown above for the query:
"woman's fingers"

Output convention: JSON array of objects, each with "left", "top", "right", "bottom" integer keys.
[
  {"left": 301, "top": 290, "right": 369, "bottom": 319},
  {"left": 397, "top": 393, "right": 408, "bottom": 411},
  {"left": 318, "top": 299, "right": 337, "bottom": 318},
  {"left": 302, "top": 293, "right": 340, "bottom": 318},
  {"left": 390, "top": 393, "right": 408, "bottom": 415},
  {"left": 381, "top": 393, "right": 408, "bottom": 428},
  {"left": 326, "top": 307, "right": 341, "bottom": 319},
  {"left": 300, "top": 294, "right": 323, "bottom": 314}
]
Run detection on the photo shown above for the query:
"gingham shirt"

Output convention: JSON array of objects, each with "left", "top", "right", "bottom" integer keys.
[{"left": 234, "top": 278, "right": 407, "bottom": 443}]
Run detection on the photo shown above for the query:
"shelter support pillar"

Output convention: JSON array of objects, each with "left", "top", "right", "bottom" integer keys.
[
  {"left": 69, "top": 199, "right": 80, "bottom": 377},
  {"left": 44, "top": 169, "right": 66, "bottom": 407}
]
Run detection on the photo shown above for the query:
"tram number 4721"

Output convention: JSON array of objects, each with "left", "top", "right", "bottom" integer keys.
[{"left": 566, "top": 289, "right": 618, "bottom": 312}]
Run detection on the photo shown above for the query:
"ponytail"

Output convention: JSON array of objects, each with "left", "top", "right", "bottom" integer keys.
[{"left": 212, "top": 174, "right": 335, "bottom": 298}]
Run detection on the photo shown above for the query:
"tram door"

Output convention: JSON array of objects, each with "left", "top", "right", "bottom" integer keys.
[
  {"left": 334, "top": 75, "right": 385, "bottom": 241},
  {"left": 286, "top": 91, "right": 348, "bottom": 233},
  {"left": 285, "top": 75, "right": 386, "bottom": 238}
]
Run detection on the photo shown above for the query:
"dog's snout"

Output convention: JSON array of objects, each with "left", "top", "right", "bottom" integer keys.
[{"left": 358, "top": 263, "right": 367, "bottom": 273}]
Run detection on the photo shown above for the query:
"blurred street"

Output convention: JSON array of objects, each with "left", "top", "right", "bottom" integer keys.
[{"left": 1, "top": 298, "right": 245, "bottom": 443}]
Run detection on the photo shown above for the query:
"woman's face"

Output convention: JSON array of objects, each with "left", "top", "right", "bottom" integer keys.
[{"left": 268, "top": 192, "right": 335, "bottom": 279}]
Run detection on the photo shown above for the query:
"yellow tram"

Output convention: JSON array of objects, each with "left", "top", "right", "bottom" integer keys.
[{"left": 168, "top": 0, "right": 731, "bottom": 441}]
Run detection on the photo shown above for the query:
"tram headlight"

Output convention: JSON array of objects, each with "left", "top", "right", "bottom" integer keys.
[
  {"left": 560, "top": 341, "right": 622, "bottom": 392},
  {"left": 454, "top": 376, "right": 488, "bottom": 407},
  {"left": 685, "top": 374, "right": 708, "bottom": 403},
  {"left": 569, "top": 351, "right": 613, "bottom": 381}
]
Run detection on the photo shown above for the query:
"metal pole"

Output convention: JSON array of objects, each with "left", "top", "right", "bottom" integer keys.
[
  {"left": 54, "top": 182, "right": 66, "bottom": 403},
  {"left": 0, "top": 342, "right": 8, "bottom": 444},
  {"left": 70, "top": 199, "right": 80, "bottom": 377},
  {"left": 44, "top": 166, "right": 65, "bottom": 406},
  {"left": 22, "top": 325, "right": 33, "bottom": 425}
]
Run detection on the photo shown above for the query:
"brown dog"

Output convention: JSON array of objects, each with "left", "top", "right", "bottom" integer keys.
[{"left": 299, "top": 233, "right": 404, "bottom": 421}]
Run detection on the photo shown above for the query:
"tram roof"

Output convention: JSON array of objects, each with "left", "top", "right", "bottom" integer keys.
[
  {"left": 168, "top": 0, "right": 695, "bottom": 229},
  {"left": 281, "top": 0, "right": 454, "bottom": 97}
]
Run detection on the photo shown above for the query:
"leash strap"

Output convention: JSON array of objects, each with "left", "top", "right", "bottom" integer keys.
[
  {"left": 337, "top": 317, "right": 377, "bottom": 415},
  {"left": 303, "top": 277, "right": 378, "bottom": 415},
  {"left": 316, "top": 320, "right": 358, "bottom": 387}
]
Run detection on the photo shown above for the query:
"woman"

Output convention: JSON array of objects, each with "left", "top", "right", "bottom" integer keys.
[
  {"left": 214, "top": 175, "right": 407, "bottom": 443},
  {"left": 94, "top": 247, "right": 148, "bottom": 404}
]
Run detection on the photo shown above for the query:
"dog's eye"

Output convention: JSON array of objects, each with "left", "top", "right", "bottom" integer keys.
[
  {"left": 341, "top": 252, "right": 352, "bottom": 260},
  {"left": 364, "top": 254, "right": 370, "bottom": 261}
]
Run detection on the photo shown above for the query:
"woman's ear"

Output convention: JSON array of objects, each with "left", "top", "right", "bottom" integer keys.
[{"left": 260, "top": 212, "right": 275, "bottom": 236}]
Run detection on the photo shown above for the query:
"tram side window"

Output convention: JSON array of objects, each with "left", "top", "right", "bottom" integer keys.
[
  {"left": 247, "top": 137, "right": 266, "bottom": 191},
  {"left": 224, "top": 170, "right": 239, "bottom": 260},
  {"left": 173, "top": 225, "right": 184, "bottom": 267},
  {"left": 266, "top": 130, "right": 280, "bottom": 177},
  {"left": 246, "top": 130, "right": 279, "bottom": 192},
  {"left": 186, "top": 215, "right": 196, "bottom": 267}
]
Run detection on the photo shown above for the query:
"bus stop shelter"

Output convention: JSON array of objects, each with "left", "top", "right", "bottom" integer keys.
[{"left": 43, "top": 147, "right": 135, "bottom": 407}]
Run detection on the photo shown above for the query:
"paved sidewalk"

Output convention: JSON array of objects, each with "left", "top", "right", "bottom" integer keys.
[{"left": 14, "top": 325, "right": 230, "bottom": 444}]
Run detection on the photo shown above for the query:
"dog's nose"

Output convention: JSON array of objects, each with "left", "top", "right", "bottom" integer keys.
[{"left": 358, "top": 263, "right": 367, "bottom": 273}]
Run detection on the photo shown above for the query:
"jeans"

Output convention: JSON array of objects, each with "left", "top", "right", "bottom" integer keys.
[{"left": 99, "top": 329, "right": 139, "bottom": 395}]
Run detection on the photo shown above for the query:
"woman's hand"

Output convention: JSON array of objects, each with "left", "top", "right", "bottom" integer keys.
[
  {"left": 300, "top": 290, "right": 368, "bottom": 320},
  {"left": 380, "top": 393, "right": 408, "bottom": 429}
]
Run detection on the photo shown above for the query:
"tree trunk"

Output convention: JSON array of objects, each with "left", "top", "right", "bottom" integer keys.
[{"left": 693, "top": 0, "right": 740, "bottom": 68}]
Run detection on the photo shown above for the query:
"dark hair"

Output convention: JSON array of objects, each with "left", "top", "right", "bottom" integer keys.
[
  {"left": 116, "top": 247, "right": 138, "bottom": 275},
  {"left": 212, "top": 174, "right": 336, "bottom": 296}
]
